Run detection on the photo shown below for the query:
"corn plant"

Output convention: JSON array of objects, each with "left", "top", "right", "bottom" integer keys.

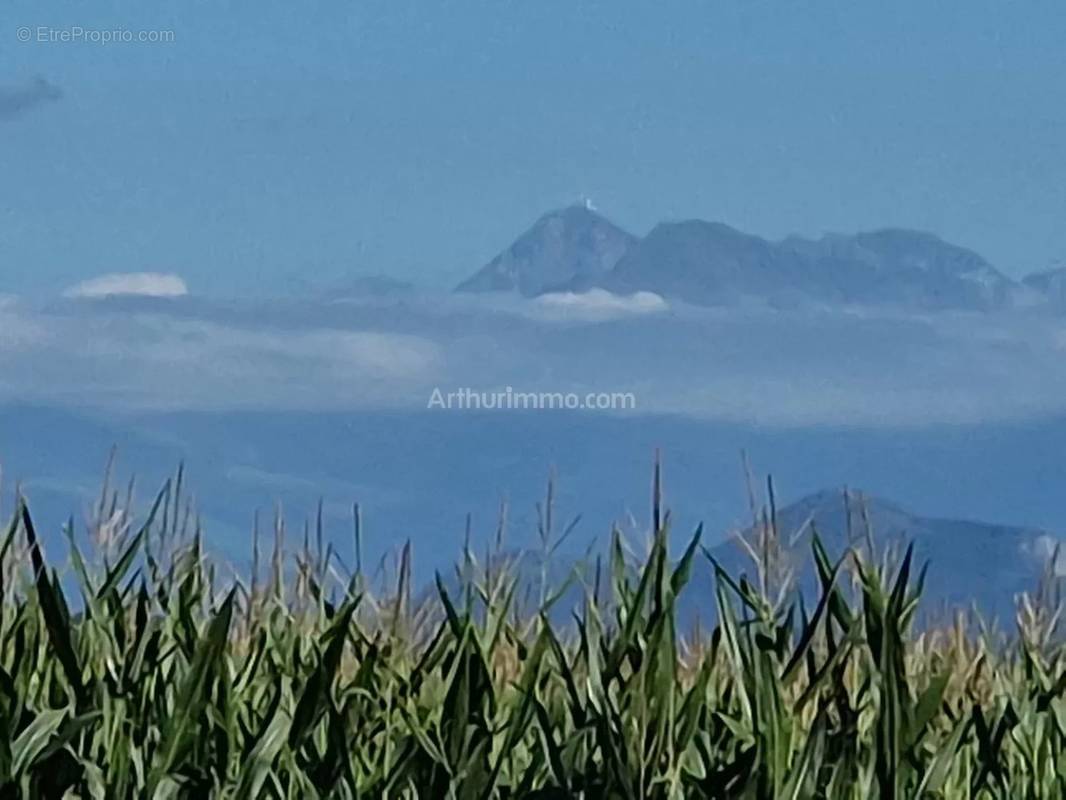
[{"left": 0, "top": 468, "right": 1062, "bottom": 798}]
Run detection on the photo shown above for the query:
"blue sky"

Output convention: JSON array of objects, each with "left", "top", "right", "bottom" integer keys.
[{"left": 4, "top": 0, "right": 1066, "bottom": 296}]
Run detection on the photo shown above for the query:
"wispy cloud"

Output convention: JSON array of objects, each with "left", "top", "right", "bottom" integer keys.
[
  {"left": 0, "top": 76, "right": 61, "bottom": 121},
  {"left": 64, "top": 273, "right": 189, "bottom": 300}
]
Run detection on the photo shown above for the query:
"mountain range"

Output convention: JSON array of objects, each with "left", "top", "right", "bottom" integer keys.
[
  {"left": 434, "top": 488, "right": 1062, "bottom": 626},
  {"left": 458, "top": 205, "right": 1059, "bottom": 312}
]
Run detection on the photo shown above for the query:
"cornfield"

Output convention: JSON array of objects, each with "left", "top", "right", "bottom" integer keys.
[{"left": 0, "top": 465, "right": 1063, "bottom": 799}]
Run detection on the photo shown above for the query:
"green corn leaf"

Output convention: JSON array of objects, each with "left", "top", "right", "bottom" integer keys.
[
  {"left": 150, "top": 588, "right": 236, "bottom": 786},
  {"left": 21, "top": 504, "right": 85, "bottom": 703}
]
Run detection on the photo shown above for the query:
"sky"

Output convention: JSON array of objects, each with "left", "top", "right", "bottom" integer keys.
[{"left": 3, "top": 0, "right": 1066, "bottom": 298}]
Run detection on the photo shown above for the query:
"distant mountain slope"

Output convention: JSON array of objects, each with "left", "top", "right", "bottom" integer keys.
[
  {"left": 455, "top": 204, "right": 638, "bottom": 296},
  {"left": 1023, "top": 267, "right": 1066, "bottom": 309},
  {"left": 697, "top": 489, "right": 1061, "bottom": 624},
  {"left": 601, "top": 221, "right": 1017, "bottom": 310},
  {"left": 602, "top": 220, "right": 784, "bottom": 304},
  {"left": 784, "top": 229, "right": 1015, "bottom": 309}
]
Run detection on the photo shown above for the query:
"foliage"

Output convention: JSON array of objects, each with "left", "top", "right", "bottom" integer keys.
[{"left": 0, "top": 468, "right": 1063, "bottom": 799}]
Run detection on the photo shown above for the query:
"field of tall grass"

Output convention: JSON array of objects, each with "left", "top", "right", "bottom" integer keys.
[{"left": 0, "top": 463, "right": 1063, "bottom": 798}]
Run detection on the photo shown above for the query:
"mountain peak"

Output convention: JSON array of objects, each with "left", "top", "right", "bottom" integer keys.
[
  {"left": 456, "top": 206, "right": 637, "bottom": 297},
  {"left": 544, "top": 200, "right": 606, "bottom": 221}
]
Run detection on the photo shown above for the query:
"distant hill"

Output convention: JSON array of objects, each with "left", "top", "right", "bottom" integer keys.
[
  {"left": 5, "top": 406, "right": 1065, "bottom": 625},
  {"left": 455, "top": 204, "right": 637, "bottom": 296},
  {"left": 456, "top": 208, "right": 1023, "bottom": 311},
  {"left": 697, "top": 488, "right": 1062, "bottom": 625}
]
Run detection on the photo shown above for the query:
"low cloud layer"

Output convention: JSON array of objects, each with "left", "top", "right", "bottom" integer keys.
[
  {"left": 0, "top": 299, "right": 440, "bottom": 411},
  {"left": 64, "top": 272, "right": 189, "bottom": 299},
  {"left": 2, "top": 291, "right": 1066, "bottom": 426},
  {"left": 0, "top": 76, "right": 61, "bottom": 121}
]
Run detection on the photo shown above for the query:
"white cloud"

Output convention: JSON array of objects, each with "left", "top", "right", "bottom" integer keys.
[
  {"left": 533, "top": 289, "right": 668, "bottom": 320},
  {"left": 64, "top": 272, "right": 189, "bottom": 300}
]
